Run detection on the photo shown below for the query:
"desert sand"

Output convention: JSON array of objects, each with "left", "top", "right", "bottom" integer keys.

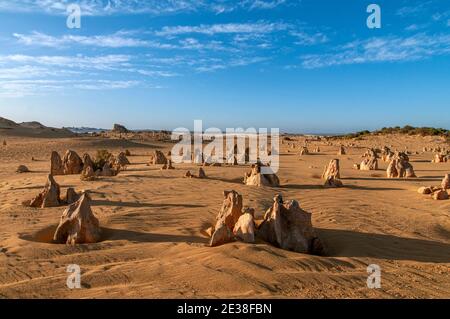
[{"left": 0, "top": 126, "right": 449, "bottom": 299}]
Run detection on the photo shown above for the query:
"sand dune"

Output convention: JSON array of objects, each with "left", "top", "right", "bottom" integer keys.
[
  {"left": 0, "top": 117, "right": 74, "bottom": 138},
  {"left": 0, "top": 131, "right": 449, "bottom": 298}
]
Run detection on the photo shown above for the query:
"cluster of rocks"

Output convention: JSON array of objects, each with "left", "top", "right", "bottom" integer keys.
[
  {"left": 259, "top": 194, "right": 324, "bottom": 254},
  {"left": 322, "top": 159, "right": 343, "bottom": 187},
  {"left": 148, "top": 150, "right": 168, "bottom": 165},
  {"left": 417, "top": 174, "right": 450, "bottom": 200},
  {"left": 184, "top": 168, "right": 207, "bottom": 179},
  {"left": 386, "top": 152, "right": 416, "bottom": 178},
  {"left": 51, "top": 150, "right": 129, "bottom": 180},
  {"left": 355, "top": 148, "right": 379, "bottom": 171},
  {"left": 381, "top": 146, "right": 394, "bottom": 162},
  {"left": 432, "top": 153, "right": 448, "bottom": 163},
  {"left": 206, "top": 191, "right": 323, "bottom": 255},
  {"left": 244, "top": 162, "right": 280, "bottom": 187},
  {"left": 24, "top": 174, "right": 81, "bottom": 208}
]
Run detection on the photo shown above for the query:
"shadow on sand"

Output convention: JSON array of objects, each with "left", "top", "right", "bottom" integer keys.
[
  {"left": 317, "top": 228, "right": 450, "bottom": 263},
  {"left": 283, "top": 184, "right": 402, "bottom": 191},
  {"left": 20, "top": 225, "right": 206, "bottom": 245},
  {"left": 91, "top": 199, "right": 205, "bottom": 209},
  {"left": 102, "top": 227, "right": 206, "bottom": 244}
]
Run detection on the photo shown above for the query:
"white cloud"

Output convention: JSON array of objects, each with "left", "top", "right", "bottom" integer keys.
[
  {"left": 13, "top": 31, "right": 174, "bottom": 49},
  {"left": 396, "top": 2, "right": 433, "bottom": 17},
  {"left": 300, "top": 33, "right": 450, "bottom": 69},
  {"left": 195, "top": 56, "right": 269, "bottom": 72},
  {"left": 0, "top": 79, "right": 144, "bottom": 98},
  {"left": 248, "top": 0, "right": 286, "bottom": 10},
  {"left": 0, "top": 0, "right": 294, "bottom": 16},
  {"left": 0, "top": 54, "right": 132, "bottom": 70},
  {"left": 290, "top": 30, "right": 328, "bottom": 45},
  {"left": 155, "top": 22, "right": 289, "bottom": 36}
]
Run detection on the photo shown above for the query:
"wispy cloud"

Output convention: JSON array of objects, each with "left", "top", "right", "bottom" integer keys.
[
  {"left": 13, "top": 31, "right": 174, "bottom": 49},
  {"left": 0, "top": 54, "right": 132, "bottom": 70},
  {"left": 155, "top": 22, "right": 288, "bottom": 36},
  {"left": 194, "top": 56, "right": 269, "bottom": 72},
  {"left": 0, "top": 79, "right": 144, "bottom": 98},
  {"left": 290, "top": 30, "right": 328, "bottom": 45},
  {"left": 301, "top": 33, "right": 450, "bottom": 69},
  {"left": 396, "top": 1, "right": 433, "bottom": 17},
  {"left": 0, "top": 0, "right": 295, "bottom": 16}
]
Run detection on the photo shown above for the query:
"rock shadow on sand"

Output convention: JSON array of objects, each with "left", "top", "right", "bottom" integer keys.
[
  {"left": 283, "top": 184, "right": 402, "bottom": 191},
  {"left": 20, "top": 225, "right": 206, "bottom": 245},
  {"left": 317, "top": 228, "right": 450, "bottom": 263},
  {"left": 91, "top": 199, "right": 205, "bottom": 209}
]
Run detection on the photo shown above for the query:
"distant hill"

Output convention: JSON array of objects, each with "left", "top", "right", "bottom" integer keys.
[{"left": 0, "top": 117, "right": 76, "bottom": 138}]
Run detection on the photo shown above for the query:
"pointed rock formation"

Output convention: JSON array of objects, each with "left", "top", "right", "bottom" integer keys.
[
  {"left": 150, "top": 150, "right": 168, "bottom": 165},
  {"left": 65, "top": 188, "right": 80, "bottom": 204},
  {"left": 100, "top": 163, "right": 116, "bottom": 177},
  {"left": 81, "top": 165, "right": 96, "bottom": 181},
  {"left": 322, "top": 159, "right": 343, "bottom": 187},
  {"left": 210, "top": 190, "right": 244, "bottom": 247},
  {"left": 29, "top": 174, "right": 61, "bottom": 208},
  {"left": 233, "top": 207, "right": 255, "bottom": 243},
  {"left": 62, "top": 150, "right": 83, "bottom": 175},
  {"left": 53, "top": 193, "right": 101, "bottom": 245},
  {"left": 198, "top": 167, "right": 206, "bottom": 179},
  {"left": 244, "top": 163, "right": 280, "bottom": 187},
  {"left": 115, "top": 152, "right": 130, "bottom": 170},
  {"left": 50, "top": 151, "right": 64, "bottom": 175},
  {"left": 82, "top": 153, "right": 94, "bottom": 170},
  {"left": 258, "top": 194, "right": 324, "bottom": 255},
  {"left": 360, "top": 157, "right": 378, "bottom": 171},
  {"left": 442, "top": 174, "right": 450, "bottom": 190},
  {"left": 338, "top": 145, "right": 346, "bottom": 155}
]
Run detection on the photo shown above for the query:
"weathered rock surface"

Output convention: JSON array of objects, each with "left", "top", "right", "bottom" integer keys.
[
  {"left": 432, "top": 189, "right": 449, "bottom": 200},
  {"left": 360, "top": 157, "right": 378, "bottom": 171},
  {"left": 50, "top": 151, "right": 64, "bottom": 175},
  {"left": 442, "top": 174, "right": 450, "bottom": 189},
  {"left": 210, "top": 190, "right": 243, "bottom": 247},
  {"left": 233, "top": 208, "right": 255, "bottom": 243},
  {"left": 62, "top": 150, "right": 83, "bottom": 175},
  {"left": 29, "top": 174, "right": 61, "bottom": 208},
  {"left": 244, "top": 163, "right": 280, "bottom": 187},
  {"left": 258, "top": 195, "right": 324, "bottom": 254},
  {"left": 150, "top": 150, "right": 168, "bottom": 165},
  {"left": 322, "top": 159, "right": 343, "bottom": 187},
  {"left": 53, "top": 193, "right": 101, "bottom": 245}
]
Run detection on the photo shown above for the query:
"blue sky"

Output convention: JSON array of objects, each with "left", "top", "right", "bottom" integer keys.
[{"left": 0, "top": 0, "right": 449, "bottom": 133}]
